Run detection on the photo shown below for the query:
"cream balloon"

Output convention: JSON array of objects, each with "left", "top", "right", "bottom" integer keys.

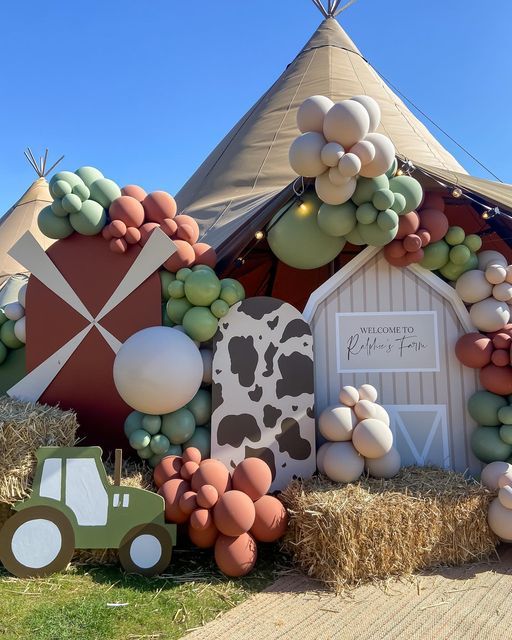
[
  {"left": 318, "top": 405, "right": 357, "bottom": 442},
  {"left": 358, "top": 133, "right": 396, "bottom": 178},
  {"left": 481, "top": 461, "right": 511, "bottom": 491},
  {"left": 365, "top": 447, "right": 401, "bottom": 479},
  {"left": 4, "top": 301, "right": 24, "bottom": 321},
  {"left": 354, "top": 399, "right": 378, "bottom": 421},
  {"left": 328, "top": 167, "right": 352, "bottom": 186},
  {"left": 200, "top": 348, "right": 213, "bottom": 385},
  {"left": 323, "top": 100, "right": 370, "bottom": 149},
  {"left": 14, "top": 316, "right": 26, "bottom": 344},
  {"left": 350, "top": 140, "right": 376, "bottom": 166},
  {"left": 321, "top": 142, "right": 345, "bottom": 167},
  {"left": 499, "top": 485, "right": 512, "bottom": 510},
  {"left": 358, "top": 384, "right": 378, "bottom": 402},
  {"left": 477, "top": 250, "right": 507, "bottom": 270},
  {"left": 506, "top": 266, "right": 512, "bottom": 284},
  {"left": 323, "top": 441, "right": 364, "bottom": 483},
  {"left": 315, "top": 172, "right": 356, "bottom": 205},
  {"left": 493, "top": 282, "right": 512, "bottom": 302},
  {"left": 498, "top": 470, "right": 512, "bottom": 488},
  {"left": 17, "top": 283, "right": 27, "bottom": 308},
  {"left": 350, "top": 95, "right": 381, "bottom": 132},
  {"left": 338, "top": 153, "right": 362, "bottom": 177},
  {"left": 455, "top": 270, "right": 493, "bottom": 304},
  {"left": 488, "top": 498, "right": 512, "bottom": 541},
  {"left": 469, "top": 297, "right": 510, "bottom": 332},
  {"left": 297, "top": 95, "right": 334, "bottom": 133},
  {"left": 339, "top": 386, "right": 359, "bottom": 407},
  {"left": 352, "top": 419, "right": 393, "bottom": 459},
  {"left": 316, "top": 442, "right": 332, "bottom": 475},
  {"left": 485, "top": 264, "right": 507, "bottom": 285},
  {"left": 371, "top": 404, "right": 390, "bottom": 427},
  {"left": 289, "top": 131, "right": 327, "bottom": 177}
]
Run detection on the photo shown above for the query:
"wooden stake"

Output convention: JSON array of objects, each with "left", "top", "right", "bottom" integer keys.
[{"left": 114, "top": 449, "right": 122, "bottom": 486}]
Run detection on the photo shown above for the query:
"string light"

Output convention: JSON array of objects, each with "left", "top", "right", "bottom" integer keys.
[
  {"left": 452, "top": 187, "right": 463, "bottom": 198},
  {"left": 254, "top": 230, "right": 265, "bottom": 240}
]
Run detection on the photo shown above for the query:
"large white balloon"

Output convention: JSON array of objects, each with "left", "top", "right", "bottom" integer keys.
[
  {"left": 297, "top": 95, "right": 334, "bottom": 133},
  {"left": 365, "top": 447, "right": 401, "bottom": 479},
  {"left": 350, "top": 95, "right": 381, "bottom": 132},
  {"left": 328, "top": 167, "right": 352, "bottom": 186},
  {"left": 315, "top": 172, "right": 356, "bottom": 205},
  {"left": 323, "top": 100, "right": 370, "bottom": 149},
  {"left": 289, "top": 132, "right": 327, "bottom": 177},
  {"left": 359, "top": 133, "right": 395, "bottom": 178},
  {"left": 477, "top": 250, "right": 507, "bottom": 270},
  {"left": 323, "top": 441, "right": 364, "bottom": 483},
  {"left": 113, "top": 326, "right": 203, "bottom": 415},
  {"left": 469, "top": 297, "right": 510, "bottom": 332},
  {"left": 455, "top": 270, "right": 493, "bottom": 304},
  {"left": 318, "top": 405, "right": 356, "bottom": 441},
  {"left": 14, "top": 317, "right": 26, "bottom": 344},
  {"left": 4, "top": 302, "right": 24, "bottom": 321},
  {"left": 321, "top": 142, "right": 345, "bottom": 167}
]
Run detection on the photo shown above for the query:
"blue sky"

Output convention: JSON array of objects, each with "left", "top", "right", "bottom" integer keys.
[{"left": 0, "top": 0, "right": 511, "bottom": 213}]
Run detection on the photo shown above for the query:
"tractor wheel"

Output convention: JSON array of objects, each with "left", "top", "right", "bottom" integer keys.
[
  {"left": 0, "top": 506, "right": 75, "bottom": 578},
  {"left": 118, "top": 523, "right": 173, "bottom": 577}
]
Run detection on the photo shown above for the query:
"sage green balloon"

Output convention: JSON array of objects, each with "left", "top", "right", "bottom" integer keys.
[
  {"left": 0, "top": 342, "right": 7, "bottom": 366},
  {"left": 160, "top": 270, "right": 175, "bottom": 301},
  {"left": 176, "top": 268, "right": 192, "bottom": 282},
  {"left": 69, "top": 200, "right": 106, "bottom": 235},
  {"left": 464, "top": 234, "right": 482, "bottom": 253},
  {"left": 500, "top": 425, "right": 512, "bottom": 445},
  {"left": 388, "top": 176, "right": 423, "bottom": 214},
  {"left": 142, "top": 414, "right": 162, "bottom": 435},
  {"left": 372, "top": 188, "right": 395, "bottom": 211},
  {"left": 471, "top": 426, "right": 512, "bottom": 463},
  {"left": 192, "top": 264, "right": 216, "bottom": 274},
  {"left": 267, "top": 194, "right": 345, "bottom": 269},
  {"left": 166, "top": 297, "right": 192, "bottom": 324},
  {"left": 162, "top": 305, "right": 174, "bottom": 327},
  {"left": 377, "top": 209, "right": 399, "bottom": 231},
  {"left": 148, "top": 445, "right": 182, "bottom": 468},
  {"left": 317, "top": 201, "right": 357, "bottom": 237},
  {"left": 439, "top": 259, "right": 473, "bottom": 281},
  {"left": 62, "top": 193, "right": 83, "bottom": 214},
  {"left": 169, "top": 280, "right": 185, "bottom": 299},
  {"left": 449, "top": 244, "right": 471, "bottom": 266},
  {"left": 420, "top": 240, "right": 449, "bottom": 270},
  {"left": 220, "top": 278, "right": 245, "bottom": 301},
  {"left": 72, "top": 182, "right": 91, "bottom": 202},
  {"left": 182, "top": 307, "right": 219, "bottom": 342},
  {"left": 219, "top": 285, "right": 239, "bottom": 306},
  {"left": 138, "top": 445, "right": 154, "bottom": 460},
  {"left": 0, "top": 309, "right": 6, "bottom": 327},
  {"left": 352, "top": 175, "right": 389, "bottom": 206},
  {"left": 124, "top": 410, "right": 144, "bottom": 438},
  {"left": 161, "top": 408, "right": 196, "bottom": 444},
  {"left": 468, "top": 390, "right": 507, "bottom": 426},
  {"left": 129, "top": 428, "right": 151, "bottom": 450},
  {"left": 356, "top": 203, "right": 378, "bottom": 225},
  {"left": 498, "top": 406, "right": 512, "bottom": 425},
  {"left": 51, "top": 198, "right": 68, "bottom": 218},
  {"left": 391, "top": 192, "right": 407, "bottom": 214},
  {"left": 345, "top": 224, "right": 366, "bottom": 245},
  {"left": 445, "top": 226, "right": 465, "bottom": 246},
  {"left": 386, "top": 158, "right": 398, "bottom": 178},
  {"left": 150, "top": 433, "right": 171, "bottom": 455},
  {"left": 38, "top": 206, "right": 74, "bottom": 239},
  {"left": 51, "top": 179, "right": 72, "bottom": 199},
  {"left": 187, "top": 389, "right": 212, "bottom": 426},
  {"left": 183, "top": 427, "right": 211, "bottom": 459},
  {"left": 75, "top": 166, "right": 104, "bottom": 188},
  {"left": 358, "top": 221, "right": 398, "bottom": 247},
  {"left": 89, "top": 178, "right": 121, "bottom": 208},
  {"left": 184, "top": 270, "right": 221, "bottom": 306},
  {"left": 49, "top": 171, "right": 83, "bottom": 198},
  {"left": 211, "top": 299, "right": 230, "bottom": 318}
]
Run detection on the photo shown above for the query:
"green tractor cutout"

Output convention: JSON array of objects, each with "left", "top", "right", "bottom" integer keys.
[{"left": 0, "top": 446, "right": 176, "bottom": 578}]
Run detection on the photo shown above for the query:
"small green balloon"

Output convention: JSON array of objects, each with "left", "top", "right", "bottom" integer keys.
[
  {"left": 162, "top": 305, "right": 174, "bottom": 327},
  {"left": 445, "top": 226, "right": 465, "bottom": 246},
  {"left": 75, "top": 166, "right": 104, "bottom": 188},
  {"left": 352, "top": 175, "right": 389, "bottom": 206},
  {"left": 150, "top": 433, "right": 171, "bottom": 455},
  {"left": 468, "top": 390, "right": 507, "bottom": 426},
  {"left": 161, "top": 408, "right": 196, "bottom": 444},
  {"left": 449, "top": 244, "right": 471, "bottom": 266},
  {"left": 471, "top": 426, "right": 512, "bottom": 463},
  {"left": 182, "top": 307, "right": 219, "bottom": 342},
  {"left": 220, "top": 278, "right": 245, "bottom": 301},
  {"left": 439, "top": 259, "right": 472, "bottom": 281},
  {"left": 388, "top": 176, "right": 423, "bottom": 214},
  {"left": 498, "top": 406, "right": 512, "bottom": 425},
  {"left": 356, "top": 203, "right": 378, "bottom": 225},
  {"left": 377, "top": 209, "right": 399, "bottom": 231},
  {"left": 0, "top": 321, "right": 23, "bottom": 349},
  {"left": 51, "top": 179, "right": 72, "bottom": 199},
  {"left": 176, "top": 268, "right": 193, "bottom": 282},
  {"left": 391, "top": 192, "right": 407, "bottom": 215},
  {"left": 192, "top": 264, "right": 216, "bottom": 273},
  {"left": 183, "top": 427, "right": 211, "bottom": 459},
  {"left": 0, "top": 342, "right": 7, "bottom": 365},
  {"left": 124, "top": 411, "right": 144, "bottom": 438},
  {"left": 166, "top": 297, "right": 193, "bottom": 324},
  {"left": 184, "top": 270, "right": 221, "bottom": 306},
  {"left": 219, "top": 285, "right": 239, "bottom": 306},
  {"left": 89, "top": 178, "right": 121, "bottom": 209},
  {"left": 386, "top": 158, "right": 398, "bottom": 178},
  {"left": 372, "top": 189, "right": 395, "bottom": 211},
  {"left": 420, "top": 241, "right": 450, "bottom": 271},
  {"left": 187, "top": 389, "right": 212, "bottom": 426},
  {"left": 72, "top": 182, "right": 91, "bottom": 202},
  {"left": 69, "top": 200, "right": 107, "bottom": 235},
  {"left": 159, "top": 270, "right": 175, "bottom": 301},
  {"left": 51, "top": 199, "right": 68, "bottom": 218},
  {"left": 169, "top": 280, "right": 185, "bottom": 299},
  {"left": 138, "top": 445, "right": 154, "bottom": 460},
  {"left": 142, "top": 414, "right": 162, "bottom": 435},
  {"left": 38, "top": 206, "right": 74, "bottom": 239},
  {"left": 358, "top": 221, "right": 398, "bottom": 247},
  {"left": 464, "top": 234, "right": 483, "bottom": 253},
  {"left": 61, "top": 193, "right": 83, "bottom": 214},
  {"left": 317, "top": 201, "right": 357, "bottom": 237},
  {"left": 344, "top": 225, "right": 366, "bottom": 246},
  {"left": 211, "top": 299, "right": 230, "bottom": 318},
  {"left": 500, "top": 425, "right": 512, "bottom": 445},
  {"left": 129, "top": 428, "right": 151, "bottom": 450},
  {"left": 49, "top": 171, "right": 83, "bottom": 198},
  {"left": 148, "top": 445, "right": 182, "bottom": 468}
]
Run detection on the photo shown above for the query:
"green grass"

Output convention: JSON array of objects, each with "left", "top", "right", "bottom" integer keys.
[{"left": 0, "top": 545, "right": 288, "bottom": 640}]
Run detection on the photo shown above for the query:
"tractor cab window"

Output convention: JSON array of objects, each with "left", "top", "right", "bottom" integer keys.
[
  {"left": 40, "top": 458, "right": 62, "bottom": 501},
  {"left": 65, "top": 458, "right": 108, "bottom": 526}
]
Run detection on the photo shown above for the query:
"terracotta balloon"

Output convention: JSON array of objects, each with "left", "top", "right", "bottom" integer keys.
[
  {"left": 125, "top": 227, "right": 141, "bottom": 244},
  {"left": 139, "top": 222, "right": 161, "bottom": 246},
  {"left": 492, "top": 349, "right": 509, "bottom": 367},
  {"left": 384, "top": 241, "right": 406, "bottom": 260},
  {"left": 143, "top": 191, "right": 177, "bottom": 223},
  {"left": 158, "top": 478, "right": 190, "bottom": 524},
  {"left": 418, "top": 208, "right": 449, "bottom": 243},
  {"left": 455, "top": 333, "right": 493, "bottom": 368},
  {"left": 196, "top": 484, "right": 219, "bottom": 509},
  {"left": 250, "top": 495, "right": 288, "bottom": 542},
  {"left": 109, "top": 219, "right": 127, "bottom": 238},
  {"left": 232, "top": 458, "right": 272, "bottom": 501},
  {"left": 121, "top": 184, "right": 147, "bottom": 201},
  {"left": 180, "top": 460, "right": 199, "bottom": 480},
  {"left": 403, "top": 234, "right": 422, "bottom": 252},
  {"left": 214, "top": 533, "right": 257, "bottom": 577},
  {"left": 109, "top": 237, "right": 127, "bottom": 254},
  {"left": 109, "top": 196, "right": 145, "bottom": 228},
  {"left": 417, "top": 229, "right": 431, "bottom": 246},
  {"left": 179, "top": 490, "right": 198, "bottom": 515},
  {"left": 160, "top": 218, "right": 178, "bottom": 237},
  {"left": 395, "top": 211, "right": 420, "bottom": 240},
  {"left": 193, "top": 243, "right": 217, "bottom": 268},
  {"left": 163, "top": 239, "right": 196, "bottom": 272},
  {"left": 154, "top": 455, "right": 183, "bottom": 487},
  {"left": 182, "top": 447, "right": 202, "bottom": 464},
  {"left": 102, "top": 225, "right": 113, "bottom": 240},
  {"left": 213, "top": 490, "right": 256, "bottom": 536},
  {"left": 188, "top": 520, "right": 219, "bottom": 548},
  {"left": 493, "top": 333, "right": 512, "bottom": 350},
  {"left": 480, "top": 364, "right": 512, "bottom": 395},
  {"left": 190, "top": 508, "right": 213, "bottom": 530},
  {"left": 175, "top": 215, "right": 200, "bottom": 244},
  {"left": 191, "top": 459, "right": 232, "bottom": 495}
]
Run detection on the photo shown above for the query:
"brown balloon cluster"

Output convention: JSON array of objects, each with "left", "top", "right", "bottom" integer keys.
[
  {"left": 154, "top": 448, "right": 288, "bottom": 577},
  {"left": 102, "top": 185, "right": 217, "bottom": 270},
  {"left": 456, "top": 328, "right": 512, "bottom": 395},
  {"left": 383, "top": 192, "right": 448, "bottom": 267}
]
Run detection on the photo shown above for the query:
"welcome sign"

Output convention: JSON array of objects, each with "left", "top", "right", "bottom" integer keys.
[{"left": 336, "top": 311, "right": 440, "bottom": 373}]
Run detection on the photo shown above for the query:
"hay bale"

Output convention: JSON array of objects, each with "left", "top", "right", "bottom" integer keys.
[{"left": 281, "top": 467, "right": 498, "bottom": 591}]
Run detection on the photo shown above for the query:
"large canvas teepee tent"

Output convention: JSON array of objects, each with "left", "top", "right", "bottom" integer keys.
[{"left": 175, "top": 12, "right": 512, "bottom": 268}]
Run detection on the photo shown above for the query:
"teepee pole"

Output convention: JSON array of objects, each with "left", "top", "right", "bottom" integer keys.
[{"left": 311, "top": 0, "right": 329, "bottom": 18}]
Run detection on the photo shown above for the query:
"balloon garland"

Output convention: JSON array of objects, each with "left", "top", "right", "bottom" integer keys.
[{"left": 0, "top": 283, "right": 27, "bottom": 363}]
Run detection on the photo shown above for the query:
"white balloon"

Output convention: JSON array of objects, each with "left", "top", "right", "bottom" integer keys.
[
  {"left": 477, "top": 250, "right": 507, "bottom": 270},
  {"left": 354, "top": 399, "right": 379, "bottom": 421},
  {"left": 350, "top": 140, "right": 376, "bottom": 166},
  {"left": 315, "top": 172, "right": 356, "bottom": 205},
  {"left": 318, "top": 405, "right": 356, "bottom": 442},
  {"left": 323, "top": 100, "right": 370, "bottom": 149},
  {"left": 469, "top": 297, "right": 510, "bottom": 332},
  {"left": 358, "top": 384, "right": 378, "bottom": 402},
  {"left": 365, "top": 447, "right": 401, "bottom": 479},
  {"left": 18, "top": 283, "right": 27, "bottom": 308},
  {"left": 289, "top": 131, "right": 327, "bottom": 177},
  {"left": 499, "top": 485, "right": 512, "bottom": 510},
  {"left": 113, "top": 326, "right": 203, "bottom": 415},
  {"left": 455, "top": 270, "right": 493, "bottom": 304},
  {"left": 481, "top": 461, "right": 512, "bottom": 490},
  {"left": 350, "top": 95, "right": 381, "bottom": 132},
  {"left": 321, "top": 142, "right": 345, "bottom": 167},
  {"left": 352, "top": 419, "right": 393, "bottom": 459},
  {"left": 328, "top": 167, "right": 352, "bottom": 186},
  {"left": 297, "top": 95, "right": 334, "bottom": 133},
  {"left": 358, "top": 133, "right": 396, "bottom": 178},
  {"left": 485, "top": 264, "right": 507, "bottom": 285},
  {"left": 339, "top": 385, "right": 359, "bottom": 406},
  {"left": 317, "top": 441, "right": 333, "bottom": 475},
  {"left": 370, "top": 403, "right": 390, "bottom": 427},
  {"left": 200, "top": 348, "right": 213, "bottom": 385},
  {"left": 13, "top": 317, "right": 26, "bottom": 344},
  {"left": 493, "top": 282, "right": 512, "bottom": 302},
  {"left": 3, "top": 301, "right": 24, "bottom": 321},
  {"left": 323, "top": 441, "right": 364, "bottom": 483},
  {"left": 338, "top": 153, "right": 362, "bottom": 177},
  {"left": 488, "top": 498, "right": 512, "bottom": 541},
  {"left": 506, "top": 266, "right": 512, "bottom": 284}
]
